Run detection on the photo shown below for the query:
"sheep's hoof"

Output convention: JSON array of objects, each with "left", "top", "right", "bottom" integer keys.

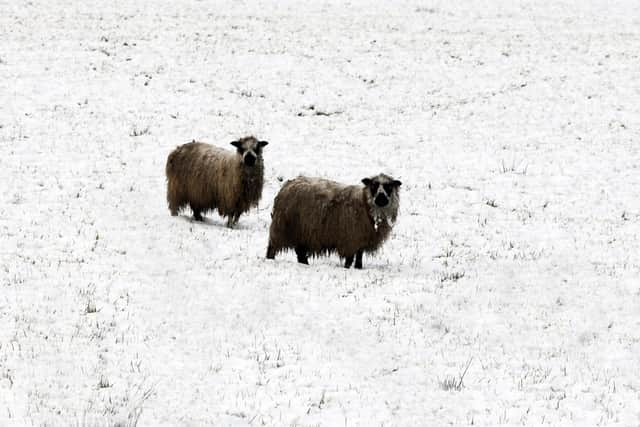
[
  {"left": 295, "top": 247, "right": 309, "bottom": 264},
  {"left": 344, "top": 255, "right": 354, "bottom": 269},
  {"left": 266, "top": 245, "right": 276, "bottom": 259},
  {"left": 226, "top": 217, "right": 239, "bottom": 228},
  {"left": 354, "top": 251, "right": 363, "bottom": 269}
]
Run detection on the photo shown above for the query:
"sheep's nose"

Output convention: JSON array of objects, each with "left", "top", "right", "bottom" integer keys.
[
  {"left": 374, "top": 194, "right": 389, "bottom": 207},
  {"left": 244, "top": 153, "right": 256, "bottom": 166}
]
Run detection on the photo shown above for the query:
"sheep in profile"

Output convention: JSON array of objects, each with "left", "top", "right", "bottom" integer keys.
[
  {"left": 266, "top": 174, "right": 402, "bottom": 269},
  {"left": 165, "top": 136, "right": 268, "bottom": 227}
]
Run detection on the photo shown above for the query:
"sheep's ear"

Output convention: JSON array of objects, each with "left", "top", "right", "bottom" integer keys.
[
  {"left": 361, "top": 178, "right": 372, "bottom": 186},
  {"left": 258, "top": 140, "right": 269, "bottom": 148},
  {"left": 392, "top": 179, "right": 402, "bottom": 187},
  {"left": 230, "top": 140, "right": 241, "bottom": 148}
]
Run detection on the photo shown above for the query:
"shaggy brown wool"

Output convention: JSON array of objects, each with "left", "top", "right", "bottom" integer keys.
[
  {"left": 165, "top": 136, "right": 267, "bottom": 226},
  {"left": 266, "top": 174, "right": 401, "bottom": 269}
]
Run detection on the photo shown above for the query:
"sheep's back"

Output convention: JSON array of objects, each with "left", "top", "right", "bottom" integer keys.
[
  {"left": 168, "top": 142, "right": 240, "bottom": 208},
  {"left": 273, "top": 177, "right": 373, "bottom": 254}
]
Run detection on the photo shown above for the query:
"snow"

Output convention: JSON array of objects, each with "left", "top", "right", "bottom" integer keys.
[{"left": 1, "top": 0, "right": 640, "bottom": 425}]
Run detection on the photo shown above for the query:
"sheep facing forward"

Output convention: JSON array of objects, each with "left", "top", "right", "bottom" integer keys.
[
  {"left": 266, "top": 174, "right": 402, "bottom": 269},
  {"left": 165, "top": 136, "right": 268, "bottom": 227}
]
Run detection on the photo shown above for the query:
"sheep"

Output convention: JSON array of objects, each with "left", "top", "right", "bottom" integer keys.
[
  {"left": 165, "top": 136, "right": 268, "bottom": 227},
  {"left": 266, "top": 173, "right": 402, "bottom": 269}
]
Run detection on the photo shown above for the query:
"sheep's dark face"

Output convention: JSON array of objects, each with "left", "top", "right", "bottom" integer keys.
[
  {"left": 362, "top": 174, "right": 402, "bottom": 207},
  {"left": 231, "top": 136, "right": 268, "bottom": 167},
  {"left": 362, "top": 174, "right": 402, "bottom": 226}
]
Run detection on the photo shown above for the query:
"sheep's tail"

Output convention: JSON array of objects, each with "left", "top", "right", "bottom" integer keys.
[{"left": 165, "top": 148, "right": 179, "bottom": 177}]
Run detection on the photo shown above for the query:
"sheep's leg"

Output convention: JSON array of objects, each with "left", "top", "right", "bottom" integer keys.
[
  {"left": 354, "top": 250, "right": 364, "bottom": 269},
  {"left": 226, "top": 213, "right": 240, "bottom": 228},
  {"left": 295, "top": 246, "right": 309, "bottom": 265},
  {"left": 266, "top": 244, "right": 276, "bottom": 260},
  {"left": 191, "top": 205, "right": 204, "bottom": 221},
  {"left": 344, "top": 255, "right": 354, "bottom": 269}
]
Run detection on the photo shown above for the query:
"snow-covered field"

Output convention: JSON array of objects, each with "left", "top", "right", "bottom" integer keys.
[{"left": 2, "top": 0, "right": 640, "bottom": 425}]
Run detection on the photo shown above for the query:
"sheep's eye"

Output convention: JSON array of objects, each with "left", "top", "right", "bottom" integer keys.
[
  {"left": 371, "top": 182, "right": 380, "bottom": 193},
  {"left": 383, "top": 184, "right": 393, "bottom": 194}
]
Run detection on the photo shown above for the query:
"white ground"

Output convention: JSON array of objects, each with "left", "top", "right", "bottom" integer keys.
[{"left": 1, "top": 0, "right": 640, "bottom": 425}]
